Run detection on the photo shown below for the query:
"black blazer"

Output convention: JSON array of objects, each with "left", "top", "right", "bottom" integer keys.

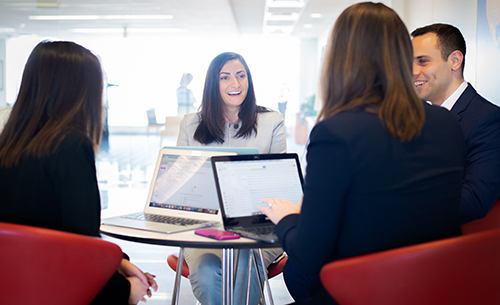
[
  {"left": 0, "top": 129, "right": 130, "bottom": 304},
  {"left": 449, "top": 84, "right": 500, "bottom": 224},
  {"left": 276, "top": 102, "right": 465, "bottom": 305}
]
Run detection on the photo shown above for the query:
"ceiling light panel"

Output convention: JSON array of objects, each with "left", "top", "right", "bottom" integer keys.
[
  {"left": 29, "top": 15, "right": 173, "bottom": 21},
  {"left": 263, "top": 0, "right": 309, "bottom": 36},
  {"left": 266, "top": 12, "right": 299, "bottom": 21},
  {"left": 267, "top": 20, "right": 295, "bottom": 26},
  {"left": 37, "top": 0, "right": 60, "bottom": 9},
  {"left": 71, "top": 27, "right": 187, "bottom": 34},
  {"left": 267, "top": 7, "right": 302, "bottom": 14},
  {"left": 266, "top": 0, "right": 307, "bottom": 8}
]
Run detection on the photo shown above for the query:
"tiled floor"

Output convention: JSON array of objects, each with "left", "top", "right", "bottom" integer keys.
[{"left": 97, "top": 131, "right": 306, "bottom": 304}]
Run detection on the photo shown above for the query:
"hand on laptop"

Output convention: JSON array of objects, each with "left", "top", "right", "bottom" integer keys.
[{"left": 259, "top": 197, "right": 302, "bottom": 224}]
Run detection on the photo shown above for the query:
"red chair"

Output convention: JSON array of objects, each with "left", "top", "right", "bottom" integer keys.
[
  {"left": 462, "top": 198, "right": 500, "bottom": 234},
  {"left": 0, "top": 222, "right": 123, "bottom": 305},
  {"left": 320, "top": 228, "right": 500, "bottom": 305},
  {"left": 167, "top": 250, "right": 288, "bottom": 303}
]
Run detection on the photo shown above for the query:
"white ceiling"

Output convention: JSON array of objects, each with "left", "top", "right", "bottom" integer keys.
[{"left": 0, "top": 0, "right": 355, "bottom": 40}]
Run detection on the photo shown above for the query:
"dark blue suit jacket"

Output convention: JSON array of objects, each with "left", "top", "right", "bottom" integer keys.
[
  {"left": 276, "top": 102, "right": 465, "bottom": 304},
  {"left": 450, "top": 84, "right": 500, "bottom": 224}
]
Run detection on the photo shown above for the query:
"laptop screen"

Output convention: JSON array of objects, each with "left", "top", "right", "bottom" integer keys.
[
  {"left": 212, "top": 155, "right": 304, "bottom": 219},
  {"left": 149, "top": 154, "right": 219, "bottom": 214}
]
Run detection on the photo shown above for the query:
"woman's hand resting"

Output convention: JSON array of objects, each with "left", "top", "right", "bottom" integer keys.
[{"left": 118, "top": 259, "right": 158, "bottom": 304}]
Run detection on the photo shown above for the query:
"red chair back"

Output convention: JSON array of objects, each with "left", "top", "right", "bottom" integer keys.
[
  {"left": 462, "top": 198, "right": 500, "bottom": 234},
  {"left": 320, "top": 229, "right": 500, "bottom": 305},
  {"left": 268, "top": 254, "right": 288, "bottom": 278},
  {"left": 167, "top": 252, "right": 191, "bottom": 278},
  {"left": 0, "top": 222, "right": 123, "bottom": 305}
]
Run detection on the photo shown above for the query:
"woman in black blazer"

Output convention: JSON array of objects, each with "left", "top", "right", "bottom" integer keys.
[
  {"left": 0, "top": 41, "right": 157, "bottom": 304},
  {"left": 258, "top": 2, "right": 466, "bottom": 304}
]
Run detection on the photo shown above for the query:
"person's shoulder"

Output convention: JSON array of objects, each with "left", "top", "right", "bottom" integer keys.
[
  {"left": 182, "top": 112, "right": 201, "bottom": 125},
  {"left": 0, "top": 105, "right": 11, "bottom": 114},
  {"left": 471, "top": 95, "right": 500, "bottom": 110},
  {"left": 311, "top": 110, "right": 379, "bottom": 143},
  {"left": 472, "top": 96, "right": 500, "bottom": 119},
  {"left": 256, "top": 110, "right": 284, "bottom": 129},
  {"left": 257, "top": 109, "right": 283, "bottom": 121},
  {"left": 0, "top": 106, "right": 12, "bottom": 133},
  {"left": 0, "top": 105, "right": 12, "bottom": 121},
  {"left": 460, "top": 84, "right": 500, "bottom": 113},
  {"left": 55, "top": 129, "right": 94, "bottom": 154},
  {"left": 454, "top": 86, "right": 500, "bottom": 129},
  {"left": 44, "top": 129, "right": 96, "bottom": 169},
  {"left": 318, "top": 109, "right": 376, "bottom": 129}
]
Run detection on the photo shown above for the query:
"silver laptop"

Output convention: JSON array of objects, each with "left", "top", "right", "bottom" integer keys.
[
  {"left": 211, "top": 153, "right": 304, "bottom": 242},
  {"left": 101, "top": 147, "right": 258, "bottom": 234}
]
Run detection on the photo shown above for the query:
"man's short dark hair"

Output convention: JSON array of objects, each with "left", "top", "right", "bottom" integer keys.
[{"left": 411, "top": 23, "right": 466, "bottom": 75}]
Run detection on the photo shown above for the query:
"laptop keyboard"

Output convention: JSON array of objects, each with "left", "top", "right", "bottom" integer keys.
[
  {"left": 122, "top": 213, "right": 209, "bottom": 226},
  {"left": 229, "top": 226, "right": 278, "bottom": 243},
  {"left": 236, "top": 226, "right": 275, "bottom": 235}
]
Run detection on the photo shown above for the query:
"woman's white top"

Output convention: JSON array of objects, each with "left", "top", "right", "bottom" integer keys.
[{"left": 176, "top": 111, "right": 287, "bottom": 154}]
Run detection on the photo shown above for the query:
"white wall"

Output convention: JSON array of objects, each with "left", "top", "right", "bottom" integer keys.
[{"left": 299, "top": 38, "right": 319, "bottom": 107}]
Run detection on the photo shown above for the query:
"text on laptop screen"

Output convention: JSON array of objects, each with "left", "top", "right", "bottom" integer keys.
[
  {"left": 149, "top": 154, "right": 219, "bottom": 214},
  {"left": 214, "top": 158, "right": 303, "bottom": 218}
]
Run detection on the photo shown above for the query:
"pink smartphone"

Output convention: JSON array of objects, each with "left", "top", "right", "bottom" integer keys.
[{"left": 195, "top": 228, "right": 240, "bottom": 240}]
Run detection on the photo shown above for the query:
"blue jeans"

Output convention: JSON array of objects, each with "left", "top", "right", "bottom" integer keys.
[{"left": 184, "top": 247, "right": 283, "bottom": 305}]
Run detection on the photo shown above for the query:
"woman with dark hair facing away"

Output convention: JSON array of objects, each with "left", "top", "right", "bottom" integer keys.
[
  {"left": 0, "top": 41, "right": 157, "bottom": 304},
  {"left": 258, "top": 2, "right": 465, "bottom": 305},
  {"left": 177, "top": 52, "right": 285, "bottom": 305}
]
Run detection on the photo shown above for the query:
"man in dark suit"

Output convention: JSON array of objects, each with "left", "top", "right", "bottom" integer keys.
[{"left": 411, "top": 23, "right": 500, "bottom": 224}]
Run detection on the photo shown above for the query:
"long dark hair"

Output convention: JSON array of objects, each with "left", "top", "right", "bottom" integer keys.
[
  {"left": 0, "top": 40, "right": 103, "bottom": 168},
  {"left": 318, "top": 2, "right": 424, "bottom": 141},
  {"left": 194, "top": 52, "right": 268, "bottom": 144}
]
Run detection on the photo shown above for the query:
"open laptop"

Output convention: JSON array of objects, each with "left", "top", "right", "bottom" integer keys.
[
  {"left": 101, "top": 147, "right": 258, "bottom": 234},
  {"left": 211, "top": 153, "right": 304, "bottom": 242}
]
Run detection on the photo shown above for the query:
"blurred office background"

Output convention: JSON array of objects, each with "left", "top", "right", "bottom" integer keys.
[
  {"left": 0, "top": 0, "right": 497, "bottom": 303},
  {"left": 1, "top": 0, "right": 494, "bottom": 133}
]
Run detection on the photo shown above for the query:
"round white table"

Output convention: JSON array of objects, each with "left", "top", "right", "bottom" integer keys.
[{"left": 100, "top": 224, "right": 281, "bottom": 305}]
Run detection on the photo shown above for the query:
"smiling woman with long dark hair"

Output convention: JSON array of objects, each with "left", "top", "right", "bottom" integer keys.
[
  {"left": 177, "top": 51, "right": 285, "bottom": 305},
  {"left": 177, "top": 51, "right": 286, "bottom": 153}
]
